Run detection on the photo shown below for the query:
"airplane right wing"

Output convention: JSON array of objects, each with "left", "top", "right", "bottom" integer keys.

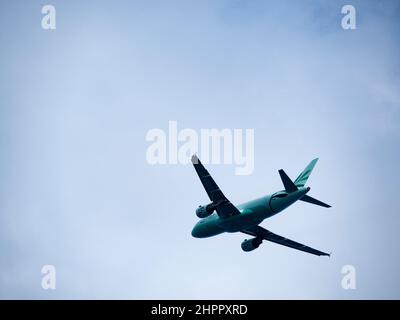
[
  {"left": 242, "top": 225, "right": 330, "bottom": 256},
  {"left": 191, "top": 155, "right": 240, "bottom": 218}
]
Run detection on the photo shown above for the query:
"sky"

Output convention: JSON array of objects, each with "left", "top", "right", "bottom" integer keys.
[{"left": 0, "top": 0, "right": 399, "bottom": 299}]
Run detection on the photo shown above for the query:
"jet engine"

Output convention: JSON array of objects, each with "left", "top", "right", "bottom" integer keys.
[
  {"left": 196, "top": 203, "right": 217, "bottom": 218},
  {"left": 241, "top": 237, "right": 263, "bottom": 252}
]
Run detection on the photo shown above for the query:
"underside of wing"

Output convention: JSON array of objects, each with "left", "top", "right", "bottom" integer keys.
[
  {"left": 192, "top": 155, "right": 240, "bottom": 218},
  {"left": 242, "top": 225, "right": 330, "bottom": 256}
]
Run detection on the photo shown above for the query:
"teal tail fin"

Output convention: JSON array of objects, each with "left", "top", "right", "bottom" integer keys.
[
  {"left": 294, "top": 158, "right": 318, "bottom": 187},
  {"left": 278, "top": 158, "right": 331, "bottom": 208}
]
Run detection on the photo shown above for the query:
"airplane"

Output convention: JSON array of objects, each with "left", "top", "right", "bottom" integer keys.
[{"left": 191, "top": 155, "right": 331, "bottom": 256}]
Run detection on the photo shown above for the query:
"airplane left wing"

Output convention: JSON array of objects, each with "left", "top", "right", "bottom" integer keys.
[
  {"left": 191, "top": 155, "right": 240, "bottom": 218},
  {"left": 242, "top": 225, "right": 330, "bottom": 256}
]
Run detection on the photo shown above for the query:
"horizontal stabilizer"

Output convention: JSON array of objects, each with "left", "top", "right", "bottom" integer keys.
[
  {"left": 300, "top": 194, "right": 331, "bottom": 208},
  {"left": 278, "top": 169, "right": 298, "bottom": 193}
]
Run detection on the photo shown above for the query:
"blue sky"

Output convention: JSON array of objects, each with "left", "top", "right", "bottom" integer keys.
[{"left": 0, "top": 0, "right": 399, "bottom": 298}]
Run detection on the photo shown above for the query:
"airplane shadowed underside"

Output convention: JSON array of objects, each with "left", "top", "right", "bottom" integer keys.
[{"left": 191, "top": 155, "right": 331, "bottom": 256}]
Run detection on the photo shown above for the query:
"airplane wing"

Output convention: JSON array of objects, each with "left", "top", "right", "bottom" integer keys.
[
  {"left": 191, "top": 155, "right": 240, "bottom": 218},
  {"left": 241, "top": 225, "right": 330, "bottom": 256}
]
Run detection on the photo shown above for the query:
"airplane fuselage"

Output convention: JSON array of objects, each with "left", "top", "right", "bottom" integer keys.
[{"left": 192, "top": 186, "right": 310, "bottom": 238}]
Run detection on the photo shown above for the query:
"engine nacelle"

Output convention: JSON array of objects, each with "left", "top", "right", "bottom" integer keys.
[
  {"left": 241, "top": 238, "right": 263, "bottom": 252},
  {"left": 196, "top": 203, "right": 216, "bottom": 218}
]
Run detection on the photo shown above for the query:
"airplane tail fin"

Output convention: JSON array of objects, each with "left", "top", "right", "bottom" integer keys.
[
  {"left": 294, "top": 158, "right": 318, "bottom": 187},
  {"left": 278, "top": 158, "right": 331, "bottom": 208}
]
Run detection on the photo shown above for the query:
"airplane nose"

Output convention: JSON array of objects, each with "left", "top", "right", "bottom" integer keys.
[{"left": 306, "top": 187, "right": 311, "bottom": 192}]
